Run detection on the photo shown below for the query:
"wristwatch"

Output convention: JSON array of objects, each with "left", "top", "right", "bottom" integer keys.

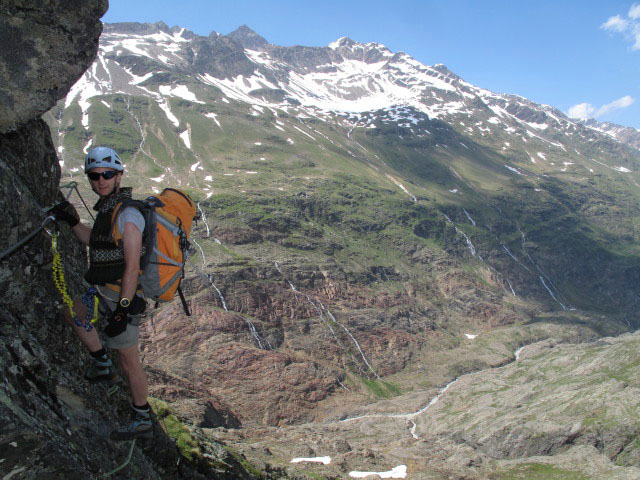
[{"left": 119, "top": 297, "right": 131, "bottom": 308}]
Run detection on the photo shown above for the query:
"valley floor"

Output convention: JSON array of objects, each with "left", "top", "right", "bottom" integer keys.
[{"left": 176, "top": 323, "right": 640, "bottom": 479}]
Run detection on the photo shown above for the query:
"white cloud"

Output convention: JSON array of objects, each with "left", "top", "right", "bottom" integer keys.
[
  {"left": 602, "top": 4, "right": 640, "bottom": 50},
  {"left": 568, "top": 103, "right": 595, "bottom": 119},
  {"left": 634, "top": 22, "right": 640, "bottom": 49},
  {"left": 568, "top": 96, "right": 635, "bottom": 120},
  {"left": 596, "top": 95, "right": 635, "bottom": 116},
  {"left": 602, "top": 14, "right": 629, "bottom": 32}
]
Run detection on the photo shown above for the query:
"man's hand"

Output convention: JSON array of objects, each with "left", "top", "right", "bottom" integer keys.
[
  {"left": 104, "top": 304, "right": 130, "bottom": 337},
  {"left": 51, "top": 201, "right": 80, "bottom": 228}
]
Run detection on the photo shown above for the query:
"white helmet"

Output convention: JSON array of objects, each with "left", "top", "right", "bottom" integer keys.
[{"left": 84, "top": 146, "right": 123, "bottom": 173}]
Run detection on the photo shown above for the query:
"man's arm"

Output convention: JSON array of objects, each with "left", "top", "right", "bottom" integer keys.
[
  {"left": 120, "top": 221, "right": 142, "bottom": 301},
  {"left": 71, "top": 222, "right": 92, "bottom": 246},
  {"left": 51, "top": 201, "right": 92, "bottom": 245}
]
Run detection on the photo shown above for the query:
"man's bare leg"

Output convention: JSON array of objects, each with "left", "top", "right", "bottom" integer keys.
[
  {"left": 116, "top": 344, "right": 148, "bottom": 405},
  {"left": 110, "top": 344, "right": 153, "bottom": 441}
]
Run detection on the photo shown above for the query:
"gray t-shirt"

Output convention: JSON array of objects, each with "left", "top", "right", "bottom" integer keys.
[{"left": 117, "top": 206, "right": 145, "bottom": 234}]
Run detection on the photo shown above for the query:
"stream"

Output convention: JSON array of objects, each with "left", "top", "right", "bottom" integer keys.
[{"left": 337, "top": 344, "right": 528, "bottom": 440}]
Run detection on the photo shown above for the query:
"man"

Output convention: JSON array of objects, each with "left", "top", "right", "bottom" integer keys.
[{"left": 52, "top": 146, "right": 152, "bottom": 441}]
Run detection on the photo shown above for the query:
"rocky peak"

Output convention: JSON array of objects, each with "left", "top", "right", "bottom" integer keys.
[
  {"left": 430, "top": 63, "right": 460, "bottom": 80},
  {"left": 266, "top": 44, "right": 333, "bottom": 72},
  {"left": 154, "top": 20, "right": 171, "bottom": 33},
  {"left": 328, "top": 36, "right": 392, "bottom": 64},
  {"left": 189, "top": 34, "right": 257, "bottom": 78},
  {"left": 578, "top": 118, "right": 640, "bottom": 150},
  {"left": 227, "top": 24, "right": 269, "bottom": 50},
  {"left": 170, "top": 24, "right": 198, "bottom": 39},
  {"left": 328, "top": 36, "right": 356, "bottom": 49}
]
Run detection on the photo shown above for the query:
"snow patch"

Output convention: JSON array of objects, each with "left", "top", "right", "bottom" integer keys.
[
  {"left": 159, "top": 84, "right": 204, "bottom": 104},
  {"left": 157, "top": 98, "right": 179, "bottom": 127},
  {"left": 349, "top": 465, "right": 407, "bottom": 479},
  {"left": 205, "top": 112, "right": 221, "bottom": 128},
  {"left": 83, "top": 138, "right": 93, "bottom": 154},
  {"left": 180, "top": 130, "right": 191, "bottom": 149},
  {"left": 128, "top": 71, "right": 153, "bottom": 85},
  {"left": 505, "top": 165, "right": 525, "bottom": 176}
]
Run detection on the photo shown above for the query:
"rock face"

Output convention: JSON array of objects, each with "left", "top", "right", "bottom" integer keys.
[
  {"left": 141, "top": 296, "right": 341, "bottom": 426},
  {"left": 0, "top": 4, "right": 259, "bottom": 479},
  {"left": 0, "top": 1, "right": 106, "bottom": 132}
]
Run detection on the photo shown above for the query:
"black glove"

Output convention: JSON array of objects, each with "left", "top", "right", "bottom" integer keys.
[
  {"left": 104, "top": 304, "right": 130, "bottom": 338},
  {"left": 51, "top": 201, "right": 80, "bottom": 228}
]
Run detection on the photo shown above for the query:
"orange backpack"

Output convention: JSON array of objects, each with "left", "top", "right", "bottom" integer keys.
[{"left": 113, "top": 188, "right": 196, "bottom": 315}]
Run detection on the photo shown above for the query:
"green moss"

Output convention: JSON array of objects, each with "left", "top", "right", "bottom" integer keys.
[{"left": 148, "top": 397, "right": 201, "bottom": 462}]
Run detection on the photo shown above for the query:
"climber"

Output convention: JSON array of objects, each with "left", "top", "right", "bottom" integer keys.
[{"left": 51, "top": 146, "right": 153, "bottom": 441}]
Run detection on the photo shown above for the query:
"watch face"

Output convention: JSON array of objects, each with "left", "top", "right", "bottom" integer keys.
[{"left": 119, "top": 298, "right": 131, "bottom": 308}]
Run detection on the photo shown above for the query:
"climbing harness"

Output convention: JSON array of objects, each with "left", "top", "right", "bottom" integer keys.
[
  {"left": 51, "top": 232, "right": 99, "bottom": 331},
  {"left": 103, "top": 439, "right": 136, "bottom": 478}
]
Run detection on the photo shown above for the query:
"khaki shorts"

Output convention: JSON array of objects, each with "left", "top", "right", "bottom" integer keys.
[{"left": 95, "top": 286, "right": 146, "bottom": 350}]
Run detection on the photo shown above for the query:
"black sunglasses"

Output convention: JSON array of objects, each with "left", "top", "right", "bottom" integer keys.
[{"left": 87, "top": 171, "right": 118, "bottom": 181}]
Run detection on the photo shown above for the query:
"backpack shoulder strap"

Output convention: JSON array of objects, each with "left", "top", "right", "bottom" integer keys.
[{"left": 111, "top": 199, "right": 155, "bottom": 269}]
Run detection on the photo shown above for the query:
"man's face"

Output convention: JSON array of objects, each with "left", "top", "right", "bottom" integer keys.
[{"left": 87, "top": 167, "right": 121, "bottom": 198}]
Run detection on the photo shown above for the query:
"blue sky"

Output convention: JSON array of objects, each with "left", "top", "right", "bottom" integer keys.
[{"left": 103, "top": 0, "right": 639, "bottom": 129}]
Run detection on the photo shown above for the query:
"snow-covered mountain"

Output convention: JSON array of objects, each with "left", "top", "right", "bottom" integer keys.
[
  {"left": 65, "top": 21, "right": 639, "bottom": 159},
  {"left": 577, "top": 118, "right": 640, "bottom": 151}
]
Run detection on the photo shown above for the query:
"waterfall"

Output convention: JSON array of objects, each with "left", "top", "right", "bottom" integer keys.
[
  {"left": 463, "top": 208, "right": 476, "bottom": 226},
  {"left": 539, "top": 276, "right": 567, "bottom": 310},
  {"left": 443, "top": 214, "right": 481, "bottom": 260},
  {"left": 331, "top": 315, "right": 381, "bottom": 380},
  {"left": 272, "top": 263, "right": 377, "bottom": 378},
  {"left": 190, "top": 238, "right": 228, "bottom": 311},
  {"left": 502, "top": 244, "right": 530, "bottom": 272},
  {"left": 275, "top": 262, "right": 297, "bottom": 291},
  {"left": 197, "top": 202, "right": 210, "bottom": 237},
  {"left": 243, "top": 316, "right": 272, "bottom": 350},
  {"left": 516, "top": 224, "right": 571, "bottom": 309},
  {"left": 208, "top": 275, "right": 228, "bottom": 311}
]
